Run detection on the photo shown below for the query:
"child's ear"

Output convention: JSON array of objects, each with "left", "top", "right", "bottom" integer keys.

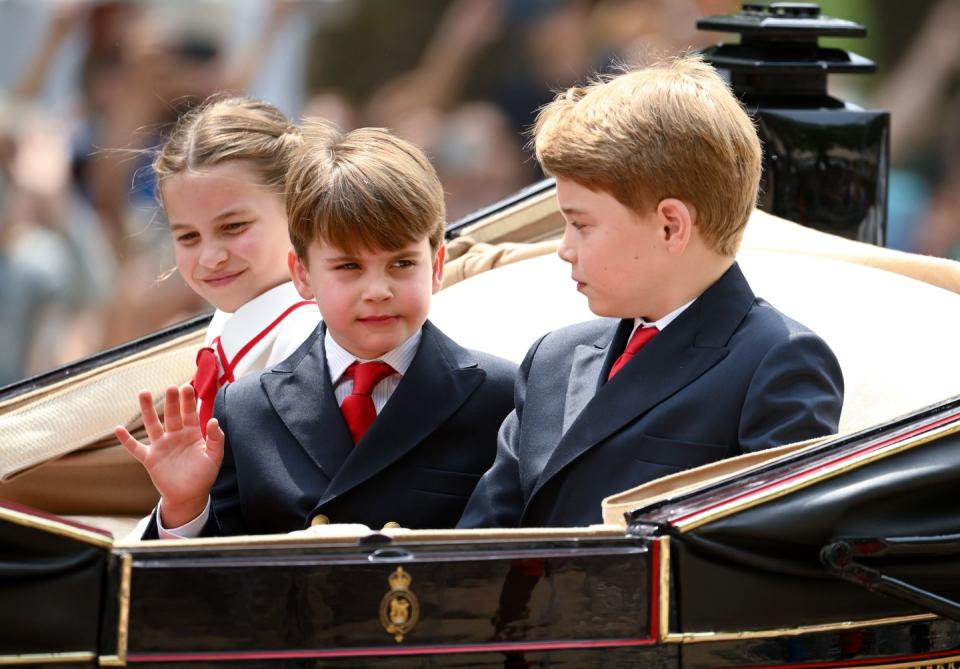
[
  {"left": 431, "top": 244, "right": 446, "bottom": 294},
  {"left": 288, "top": 249, "right": 315, "bottom": 300},
  {"left": 657, "top": 198, "right": 694, "bottom": 255}
]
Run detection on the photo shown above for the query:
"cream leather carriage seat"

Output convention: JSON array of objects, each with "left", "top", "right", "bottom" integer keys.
[{"left": 432, "top": 217, "right": 960, "bottom": 436}]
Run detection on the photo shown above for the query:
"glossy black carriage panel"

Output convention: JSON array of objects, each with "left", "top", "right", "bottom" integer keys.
[
  {"left": 122, "top": 536, "right": 656, "bottom": 664},
  {"left": 0, "top": 505, "right": 109, "bottom": 663},
  {"left": 670, "top": 423, "right": 960, "bottom": 633}
]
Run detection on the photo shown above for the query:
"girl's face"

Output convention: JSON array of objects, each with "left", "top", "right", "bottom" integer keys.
[{"left": 163, "top": 162, "right": 292, "bottom": 312}]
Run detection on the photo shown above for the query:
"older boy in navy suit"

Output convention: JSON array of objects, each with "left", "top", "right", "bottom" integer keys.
[
  {"left": 459, "top": 55, "right": 844, "bottom": 528},
  {"left": 119, "top": 122, "right": 517, "bottom": 536}
]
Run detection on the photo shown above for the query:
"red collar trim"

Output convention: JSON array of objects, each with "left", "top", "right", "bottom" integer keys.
[{"left": 216, "top": 300, "right": 315, "bottom": 383}]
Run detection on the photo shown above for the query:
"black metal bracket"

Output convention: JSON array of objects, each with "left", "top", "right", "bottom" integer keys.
[{"left": 821, "top": 536, "right": 960, "bottom": 622}]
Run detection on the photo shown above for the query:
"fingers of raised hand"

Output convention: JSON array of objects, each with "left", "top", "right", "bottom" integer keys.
[
  {"left": 204, "top": 419, "right": 226, "bottom": 467},
  {"left": 138, "top": 390, "right": 164, "bottom": 443},
  {"left": 115, "top": 425, "right": 148, "bottom": 463},
  {"left": 180, "top": 384, "right": 200, "bottom": 428},
  {"left": 162, "top": 386, "right": 183, "bottom": 433}
]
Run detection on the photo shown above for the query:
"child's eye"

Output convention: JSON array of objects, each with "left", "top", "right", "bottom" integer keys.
[
  {"left": 175, "top": 232, "right": 199, "bottom": 244},
  {"left": 335, "top": 262, "right": 360, "bottom": 271},
  {"left": 222, "top": 221, "right": 250, "bottom": 234},
  {"left": 570, "top": 221, "right": 585, "bottom": 231},
  {"left": 392, "top": 259, "right": 415, "bottom": 269}
]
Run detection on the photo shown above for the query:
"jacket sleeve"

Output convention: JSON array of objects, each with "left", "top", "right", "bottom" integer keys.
[
  {"left": 458, "top": 336, "right": 545, "bottom": 528},
  {"left": 738, "top": 331, "right": 845, "bottom": 453},
  {"left": 206, "top": 384, "right": 247, "bottom": 536}
]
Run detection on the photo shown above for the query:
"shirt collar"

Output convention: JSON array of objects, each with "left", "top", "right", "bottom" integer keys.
[
  {"left": 212, "top": 282, "right": 310, "bottom": 359},
  {"left": 325, "top": 328, "right": 422, "bottom": 385},
  {"left": 634, "top": 297, "right": 696, "bottom": 334}
]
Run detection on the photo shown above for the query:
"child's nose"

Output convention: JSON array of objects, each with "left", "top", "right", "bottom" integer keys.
[
  {"left": 362, "top": 275, "right": 393, "bottom": 301},
  {"left": 557, "top": 233, "right": 576, "bottom": 264},
  {"left": 199, "top": 242, "right": 228, "bottom": 268}
]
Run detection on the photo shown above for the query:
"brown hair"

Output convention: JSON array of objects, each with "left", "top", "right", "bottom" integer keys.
[
  {"left": 533, "top": 54, "right": 761, "bottom": 256},
  {"left": 286, "top": 119, "right": 446, "bottom": 260},
  {"left": 153, "top": 95, "right": 301, "bottom": 199}
]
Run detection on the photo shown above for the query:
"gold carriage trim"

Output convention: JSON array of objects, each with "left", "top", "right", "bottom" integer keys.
[
  {"left": 379, "top": 566, "right": 420, "bottom": 643},
  {"left": 657, "top": 536, "right": 670, "bottom": 642},
  {"left": 100, "top": 552, "right": 132, "bottom": 667},
  {"left": 0, "top": 652, "right": 95, "bottom": 666},
  {"left": 675, "top": 418, "right": 960, "bottom": 533},
  {"left": 664, "top": 612, "right": 937, "bottom": 644},
  {"left": 842, "top": 655, "right": 960, "bottom": 669},
  {"left": 0, "top": 505, "right": 113, "bottom": 549}
]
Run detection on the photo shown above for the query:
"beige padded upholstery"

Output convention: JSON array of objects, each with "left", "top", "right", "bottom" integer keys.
[
  {"left": 443, "top": 209, "right": 960, "bottom": 295},
  {"left": 4, "top": 204, "right": 960, "bottom": 533},
  {"left": 0, "top": 329, "right": 202, "bottom": 519},
  {"left": 432, "top": 248, "right": 960, "bottom": 436}
]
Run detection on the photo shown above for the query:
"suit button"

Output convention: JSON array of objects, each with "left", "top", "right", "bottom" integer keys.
[
  {"left": 311, "top": 514, "right": 330, "bottom": 526},
  {"left": 382, "top": 521, "right": 401, "bottom": 529}
]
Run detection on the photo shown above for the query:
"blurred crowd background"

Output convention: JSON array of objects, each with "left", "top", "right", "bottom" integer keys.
[{"left": 0, "top": 0, "right": 958, "bottom": 387}]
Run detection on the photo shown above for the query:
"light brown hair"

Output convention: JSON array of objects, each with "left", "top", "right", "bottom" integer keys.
[
  {"left": 286, "top": 119, "right": 446, "bottom": 261},
  {"left": 533, "top": 54, "right": 761, "bottom": 256},
  {"left": 154, "top": 95, "right": 301, "bottom": 199}
]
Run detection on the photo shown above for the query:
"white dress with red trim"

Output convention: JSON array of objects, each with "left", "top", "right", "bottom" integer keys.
[{"left": 192, "top": 281, "right": 321, "bottom": 431}]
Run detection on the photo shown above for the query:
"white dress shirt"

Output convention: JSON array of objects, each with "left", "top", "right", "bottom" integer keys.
[
  {"left": 630, "top": 298, "right": 696, "bottom": 338},
  {"left": 157, "top": 327, "right": 424, "bottom": 539},
  {"left": 147, "top": 282, "right": 320, "bottom": 541}
]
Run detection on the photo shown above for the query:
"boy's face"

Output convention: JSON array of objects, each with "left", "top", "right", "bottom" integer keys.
[
  {"left": 555, "top": 177, "right": 674, "bottom": 320},
  {"left": 290, "top": 237, "right": 444, "bottom": 360}
]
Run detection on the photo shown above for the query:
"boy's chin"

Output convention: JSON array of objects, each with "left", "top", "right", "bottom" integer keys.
[{"left": 584, "top": 298, "right": 621, "bottom": 319}]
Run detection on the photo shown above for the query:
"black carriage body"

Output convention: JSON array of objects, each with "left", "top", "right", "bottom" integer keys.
[
  {"left": 2, "top": 517, "right": 667, "bottom": 667},
  {"left": 5, "top": 395, "right": 960, "bottom": 668}
]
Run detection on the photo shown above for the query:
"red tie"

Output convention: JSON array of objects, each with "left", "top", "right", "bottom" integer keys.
[
  {"left": 608, "top": 326, "right": 659, "bottom": 380},
  {"left": 340, "top": 361, "right": 396, "bottom": 444},
  {"left": 192, "top": 347, "right": 221, "bottom": 436}
]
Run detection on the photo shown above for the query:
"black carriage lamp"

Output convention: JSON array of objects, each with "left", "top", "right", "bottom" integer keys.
[{"left": 698, "top": 2, "right": 889, "bottom": 246}]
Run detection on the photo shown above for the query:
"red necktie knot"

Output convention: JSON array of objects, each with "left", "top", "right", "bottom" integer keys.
[
  {"left": 192, "top": 346, "right": 222, "bottom": 436},
  {"left": 607, "top": 326, "right": 659, "bottom": 380},
  {"left": 341, "top": 361, "right": 396, "bottom": 444}
]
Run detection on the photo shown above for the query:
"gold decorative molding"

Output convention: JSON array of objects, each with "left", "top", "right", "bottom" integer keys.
[
  {"left": 100, "top": 552, "right": 132, "bottom": 666},
  {"left": 0, "top": 652, "right": 95, "bottom": 665},
  {"left": 0, "top": 505, "right": 112, "bottom": 548},
  {"left": 676, "top": 420, "right": 960, "bottom": 533},
  {"left": 657, "top": 536, "right": 670, "bottom": 641},
  {"left": 844, "top": 655, "right": 960, "bottom": 669},
  {"left": 665, "top": 612, "right": 937, "bottom": 644}
]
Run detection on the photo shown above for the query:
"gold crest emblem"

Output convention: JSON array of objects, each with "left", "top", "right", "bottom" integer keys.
[{"left": 379, "top": 566, "right": 420, "bottom": 643}]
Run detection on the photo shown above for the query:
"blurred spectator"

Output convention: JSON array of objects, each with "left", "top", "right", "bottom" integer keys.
[
  {"left": 872, "top": 0, "right": 960, "bottom": 257},
  {"left": 2, "top": 0, "right": 959, "bottom": 387}
]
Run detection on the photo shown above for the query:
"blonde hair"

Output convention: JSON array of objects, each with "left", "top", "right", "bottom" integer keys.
[
  {"left": 154, "top": 96, "right": 301, "bottom": 199},
  {"left": 533, "top": 54, "right": 761, "bottom": 256},
  {"left": 286, "top": 120, "right": 446, "bottom": 260}
]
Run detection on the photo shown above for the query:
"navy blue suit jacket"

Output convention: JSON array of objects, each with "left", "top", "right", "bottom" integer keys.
[
  {"left": 459, "top": 263, "right": 844, "bottom": 528},
  {"left": 145, "top": 320, "right": 516, "bottom": 537}
]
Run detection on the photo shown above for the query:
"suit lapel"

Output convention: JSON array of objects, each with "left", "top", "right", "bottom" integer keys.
[
  {"left": 525, "top": 263, "right": 755, "bottom": 510},
  {"left": 261, "top": 324, "right": 353, "bottom": 479},
  {"left": 561, "top": 320, "right": 630, "bottom": 434},
  {"left": 318, "top": 321, "right": 485, "bottom": 504}
]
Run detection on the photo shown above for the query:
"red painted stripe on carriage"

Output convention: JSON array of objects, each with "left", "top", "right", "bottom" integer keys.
[
  {"left": 734, "top": 646, "right": 960, "bottom": 669},
  {"left": 673, "top": 409, "right": 960, "bottom": 528},
  {"left": 124, "top": 637, "right": 658, "bottom": 662},
  {"left": 0, "top": 500, "right": 113, "bottom": 538}
]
